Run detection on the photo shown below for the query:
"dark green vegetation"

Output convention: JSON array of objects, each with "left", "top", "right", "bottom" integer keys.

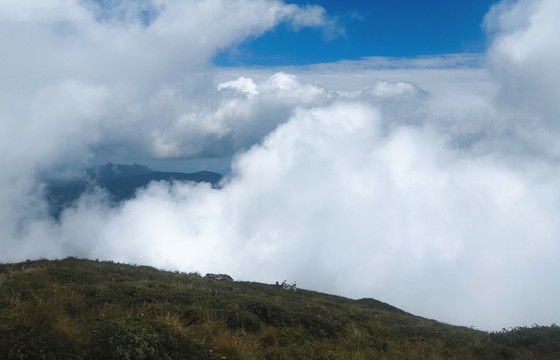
[
  {"left": 1, "top": 258, "right": 559, "bottom": 359},
  {"left": 44, "top": 163, "right": 223, "bottom": 218}
]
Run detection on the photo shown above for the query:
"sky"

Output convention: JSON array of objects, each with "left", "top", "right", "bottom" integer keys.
[
  {"left": 215, "top": 0, "right": 500, "bottom": 65},
  {"left": 1, "top": 0, "right": 560, "bottom": 331}
]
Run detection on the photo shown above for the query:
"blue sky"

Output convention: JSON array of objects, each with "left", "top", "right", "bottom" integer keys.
[{"left": 215, "top": 0, "right": 500, "bottom": 66}]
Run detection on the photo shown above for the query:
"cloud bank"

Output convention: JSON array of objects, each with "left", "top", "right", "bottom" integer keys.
[{"left": 1, "top": 0, "right": 560, "bottom": 330}]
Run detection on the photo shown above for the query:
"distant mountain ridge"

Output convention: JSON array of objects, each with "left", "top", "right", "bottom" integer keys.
[
  {"left": 85, "top": 163, "right": 154, "bottom": 179},
  {"left": 44, "top": 163, "right": 223, "bottom": 218}
]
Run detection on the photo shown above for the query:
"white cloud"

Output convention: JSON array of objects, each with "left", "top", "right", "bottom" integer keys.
[
  {"left": 217, "top": 77, "right": 259, "bottom": 98},
  {"left": 0, "top": 0, "right": 336, "bottom": 194},
  {"left": 1, "top": 0, "right": 560, "bottom": 332},
  {"left": 486, "top": 0, "right": 560, "bottom": 128},
  {"left": 0, "top": 0, "right": 337, "bottom": 167},
  {"left": 0, "top": 0, "right": 338, "bottom": 272}
]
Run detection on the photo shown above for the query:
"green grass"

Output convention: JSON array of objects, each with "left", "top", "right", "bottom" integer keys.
[{"left": 1, "top": 257, "right": 559, "bottom": 359}]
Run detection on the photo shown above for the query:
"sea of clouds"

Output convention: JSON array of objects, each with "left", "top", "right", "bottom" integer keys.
[{"left": 1, "top": 0, "right": 559, "bottom": 330}]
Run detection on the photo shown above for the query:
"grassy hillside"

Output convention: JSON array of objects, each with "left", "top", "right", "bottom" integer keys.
[{"left": 1, "top": 258, "right": 559, "bottom": 359}]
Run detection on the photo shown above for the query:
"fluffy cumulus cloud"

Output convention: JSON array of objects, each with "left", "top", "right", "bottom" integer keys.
[
  {"left": 486, "top": 0, "right": 560, "bottom": 114},
  {"left": 1, "top": 0, "right": 560, "bottom": 331},
  {"left": 0, "top": 0, "right": 335, "bottom": 234},
  {"left": 0, "top": 0, "right": 334, "bottom": 163}
]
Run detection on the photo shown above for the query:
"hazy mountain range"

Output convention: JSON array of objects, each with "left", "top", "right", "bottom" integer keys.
[{"left": 44, "top": 163, "right": 223, "bottom": 218}]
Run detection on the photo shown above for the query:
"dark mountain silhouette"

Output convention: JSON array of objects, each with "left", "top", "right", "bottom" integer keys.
[
  {"left": 85, "top": 163, "right": 154, "bottom": 179},
  {"left": 44, "top": 163, "right": 223, "bottom": 218}
]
